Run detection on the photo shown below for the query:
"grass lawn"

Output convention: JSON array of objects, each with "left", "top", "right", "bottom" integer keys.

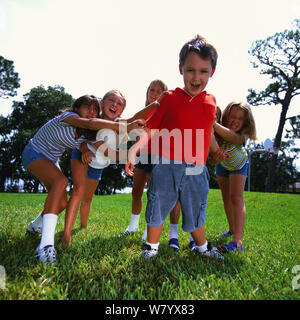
[{"left": 0, "top": 190, "right": 299, "bottom": 300}]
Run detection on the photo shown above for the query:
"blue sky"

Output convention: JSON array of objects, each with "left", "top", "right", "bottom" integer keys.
[{"left": 0, "top": 0, "right": 299, "bottom": 166}]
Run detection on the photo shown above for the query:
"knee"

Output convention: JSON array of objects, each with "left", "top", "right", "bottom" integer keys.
[
  {"left": 230, "top": 194, "right": 243, "bottom": 206},
  {"left": 132, "top": 186, "right": 144, "bottom": 200},
  {"left": 71, "top": 184, "right": 85, "bottom": 198}
]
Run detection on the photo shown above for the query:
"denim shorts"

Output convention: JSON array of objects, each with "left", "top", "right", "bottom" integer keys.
[
  {"left": 71, "top": 149, "right": 103, "bottom": 181},
  {"left": 145, "top": 158, "right": 209, "bottom": 232},
  {"left": 215, "top": 161, "right": 248, "bottom": 178},
  {"left": 134, "top": 153, "right": 154, "bottom": 173},
  {"left": 22, "top": 144, "right": 55, "bottom": 169}
]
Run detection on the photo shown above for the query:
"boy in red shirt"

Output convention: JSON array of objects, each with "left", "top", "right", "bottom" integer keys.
[{"left": 126, "top": 35, "right": 224, "bottom": 259}]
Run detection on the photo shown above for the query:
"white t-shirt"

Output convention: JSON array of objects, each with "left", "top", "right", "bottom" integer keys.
[{"left": 87, "top": 129, "right": 127, "bottom": 169}]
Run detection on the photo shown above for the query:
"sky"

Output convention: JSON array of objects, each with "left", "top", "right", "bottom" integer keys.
[{"left": 0, "top": 0, "right": 299, "bottom": 158}]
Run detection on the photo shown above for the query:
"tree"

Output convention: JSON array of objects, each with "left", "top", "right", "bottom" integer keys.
[
  {"left": 247, "top": 19, "right": 300, "bottom": 192},
  {"left": 0, "top": 56, "right": 20, "bottom": 98},
  {"left": 0, "top": 85, "right": 74, "bottom": 192}
]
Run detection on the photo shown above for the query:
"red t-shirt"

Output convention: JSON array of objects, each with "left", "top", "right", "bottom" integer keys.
[{"left": 144, "top": 88, "right": 216, "bottom": 165}]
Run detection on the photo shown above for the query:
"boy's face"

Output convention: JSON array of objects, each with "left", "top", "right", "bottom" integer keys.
[{"left": 179, "top": 52, "right": 215, "bottom": 97}]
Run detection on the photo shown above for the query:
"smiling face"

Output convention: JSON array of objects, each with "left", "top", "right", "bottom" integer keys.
[
  {"left": 179, "top": 51, "right": 215, "bottom": 97},
  {"left": 147, "top": 83, "right": 164, "bottom": 104},
  {"left": 101, "top": 92, "right": 125, "bottom": 121},
  {"left": 227, "top": 107, "right": 246, "bottom": 132},
  {"left": 76, "top": 103, "right": 99, "bottom": 119}
]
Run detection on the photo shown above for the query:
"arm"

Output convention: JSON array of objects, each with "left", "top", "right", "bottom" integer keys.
[
  {"left": 80, "top": 142, "right": 94, "bottom": 164},
  {"left": 213, "top": 122, "right": 245, "bottom": 145},
  {"left": 126, "top": 91, "right": 168, "bottom": 123},
  {"left": 62, "top": 115, "right": 146, "bottom": 133},
  {"left": 208, "top": 134, "right": 229, "bottom": 165}
]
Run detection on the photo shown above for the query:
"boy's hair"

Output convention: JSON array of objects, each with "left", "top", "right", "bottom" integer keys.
[
  {"left": 179, "top": 35, "right": 218, "bottom": 69},
  {"left": 145, "top": 79, "right": 168, "bottom": 106},
  {"left": 222, "top": 101, "right": 257, "bottom": 140}
]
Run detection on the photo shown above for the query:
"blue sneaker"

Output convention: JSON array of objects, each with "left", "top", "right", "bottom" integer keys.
[
  {"left": 189, "top": 240, "right": 195, "bottom": 250},
  {"left": 168, "top": 238, "right": 180, "bottom": 252},
  {"left": 219, "top": 241, "right": 244, "bottom": 253},
  {"left": 217, "top": 231, "right": 233, "bottom": 237}
]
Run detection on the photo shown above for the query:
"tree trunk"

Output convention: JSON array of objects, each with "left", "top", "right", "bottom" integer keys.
[{"left": 265, "top": 96, "right": 290, "bottom": 192}]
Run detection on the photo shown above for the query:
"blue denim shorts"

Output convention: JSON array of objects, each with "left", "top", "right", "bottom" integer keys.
[
  {"left": 22, "top": 144, "right": 50, "bottom": 169},
  {"left": 134, "top": 153, "right": 153, "bottom": 173},
  {"left": 71, "top": 149, "right": 103, "bottom": 181},
  {"left": 215, "top": 161, "right": 248, "bottom": 178},
  {"left": 145, "top": 158, "right": 209, "bottom": 232}
]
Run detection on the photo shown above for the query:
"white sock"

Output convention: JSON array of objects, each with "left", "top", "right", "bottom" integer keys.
[
  {"left": 127, "top": 213, "right": 140, "bottom": 232},
  {"left": 146, "top": 241, "right": 159, "bottom": 250},
  {"left": 141, "top": 224, "right": 147, "bottom": 241},
  {"left": 32, "top": 212, "right": 43, "bottom": 227},
  {"left": 39, "top": 214, "right": 58, "bottom": 248},
  {"left": 169, "top": 224, "right": 178, "bottom": 240},
  {"left": 189, "top": 234, "right": 194, "bottom": 242},
  {"left": 194, "top": 241, "right": 208, "bottom": 253}
]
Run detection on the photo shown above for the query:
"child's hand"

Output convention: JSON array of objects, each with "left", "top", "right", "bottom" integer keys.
[
  {"left": 211, "top": 148, "right": 229, "bottom": 163},
  {"left": 81, "top": 150, "right": 94, "bottom": 164},
  {"left": 125, "top": 160, "right": 135, "bottom": 176},
  {"left": 127, "top": 119, "right": 147, "bottom": 132}
]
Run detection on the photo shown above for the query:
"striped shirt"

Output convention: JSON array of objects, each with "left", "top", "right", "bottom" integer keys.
[
  {"left": 30, "top": 112, "right": 86, "bottom": 162},
  {"left": 220, "top": 134, "right": 249, "bottom": 171}
]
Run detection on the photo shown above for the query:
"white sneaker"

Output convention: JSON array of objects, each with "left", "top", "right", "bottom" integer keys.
[
  {"left": 141, "top": 244, "right": 158, "bottom": 259},
  {"left": 27, "top": 221, "right": 42, "bottom": 235},
  {"left": 35, "top": 245, "right": 57, "bottom": 266},
  {"left": 118, "top": 228, "right": 138, "bottom": 237},
  {"left": 193, "top": 242, "right": 224, "bottom": 260}
]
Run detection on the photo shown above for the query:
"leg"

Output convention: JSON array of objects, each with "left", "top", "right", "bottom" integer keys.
[
  {"left": 217, "top": 176, "right": 235, "bottom": 234},
  {"left": 62, "top": 159, "right": 87, "bottom": 245},
  {"left": 229, "top": 174, "right": 247, "bottom": 246},
  {"left": 27, "top": 158, "right": 68, "bottom": 214},
  {"left": 131, "top": 168, "right": 149, "bottom": 214},
  {"left": 80, "top": 177, "right": 99, "bottom": 228},
  {"left": 168, "top": 200, "right": 181, "bottom": 251}
]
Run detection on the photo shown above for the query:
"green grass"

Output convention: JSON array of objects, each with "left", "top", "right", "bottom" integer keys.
[{"left": 0, "top": 191, "right": 299, "bottom": 300}]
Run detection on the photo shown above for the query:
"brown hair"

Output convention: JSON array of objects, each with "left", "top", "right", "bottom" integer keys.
[
  {"left": 179, "top": 35, "right": 218, "bottom": 69},
  {"left": 58, "top": 94, "right": 100, "bottom": 116},
  {"left": 222, "top": 101, "right": 257, "bottom": 140}
]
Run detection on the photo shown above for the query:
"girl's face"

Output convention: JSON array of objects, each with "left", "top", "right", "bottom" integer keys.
[
  {"left": 101, "top": 92, "right": 125, "bottom": 121},
  {"left": 227, "top": 107, "right": 246, "bottom": 132},
  {"left": 147, "top": 83, "right": 164, "bottom": 104},
  {"left": 77, "top": 103, "right": 98, "bottom": 119}
]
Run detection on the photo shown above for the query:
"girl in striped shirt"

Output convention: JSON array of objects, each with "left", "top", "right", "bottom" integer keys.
[
  {"left": 213, "top": 101, "right": 257, "bottom": 253},
  {"left": 23, "top": 94, "right": 145, "bottom": 265}
]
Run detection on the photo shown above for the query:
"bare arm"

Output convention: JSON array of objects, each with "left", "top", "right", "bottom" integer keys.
[
  {"left": 213, "top": 122, "right": 245, "bottom": 145},
  {"left": 62, "top": 115, "right": 146, "bottom": 133}
]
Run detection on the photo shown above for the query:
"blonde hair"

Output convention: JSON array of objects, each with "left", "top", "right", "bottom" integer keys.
[
  {"left": 222, "top": 101, "right": 257, "bottom": 140},
  {"left": 102, "top": 89, "right": 126, "bottom": 108},
  {"left": 145, "top": 79, "right": 168, "bottom": 106}
]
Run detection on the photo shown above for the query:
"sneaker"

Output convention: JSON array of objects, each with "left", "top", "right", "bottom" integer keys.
[
  {"left": 189, "top": 240, "right": 195, "bottom": 249},
  {"left": 141, "top": 243, "right": 158, "bottom": 259},
  {"left": 35, "top": 245, "right": 57, "bottom": 266},
  {"left": 217, "top": 230, "right": 233, "bottom": 237},
  {"left": 118, "top": 228, "right": 138, "bottom": 237},
  {"left": 218, "top": 241, "right": 244, "bottom": 253},
  {"left": 168, "top": 238, "right": 180, "bottom": 252},
  {"left": 26, "top": 222, "right": 42, "bottom": 235},
  {"left": 194, "top": 242, "right": 224, "bottom": 260}
]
